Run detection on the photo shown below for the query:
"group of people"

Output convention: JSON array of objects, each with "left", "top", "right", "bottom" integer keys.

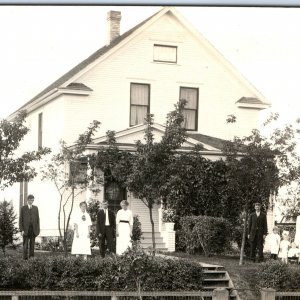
[
  {"left": 71, "top": 199, "right": 133, "bottom": 260},
  {"left": 269, "top": 227, "right": 300, "bottom": 264},
  {"left": 19, "top": 194, "right": 133, "bottom": 260},
  {"left": 248, "top": 202, "right": 300, "bottom": 264}
]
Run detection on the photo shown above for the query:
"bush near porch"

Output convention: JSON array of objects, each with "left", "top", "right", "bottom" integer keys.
[
  {"left": 177, "top": 215, "right": 233, "bottom": 256},
  {"left": 0, "top": 248, "right": 203, "bottom": 291}
]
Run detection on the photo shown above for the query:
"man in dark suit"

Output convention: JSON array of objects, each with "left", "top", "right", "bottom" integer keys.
[
  {"left": 248, "top": 202, "right": 268, "bottom": 262},
  {"left": 19, "top": 194, "right": 40, "bottom": 260},
  {"left": 96, "top": 200, "right": 116, "bottom": 257}
]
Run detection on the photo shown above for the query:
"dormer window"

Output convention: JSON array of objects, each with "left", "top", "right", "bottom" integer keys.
[{"left": 153, "top": 44, "right": 177, "bottom": 63}]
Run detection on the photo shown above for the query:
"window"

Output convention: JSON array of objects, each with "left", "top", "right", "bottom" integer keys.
[
  {"left": 153, "top": 44, "right": 177, "bottom": 63},
  {"left": 38, "top": 112, "right": 43, "bottom": 149},
  {"left": 180, "top": 87, "right": 198, "bottom": 131},
  {"left": 130, "top": 83, "right": 150, "bottom": 126}
]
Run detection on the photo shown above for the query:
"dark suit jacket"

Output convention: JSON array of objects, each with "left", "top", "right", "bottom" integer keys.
[
  {"left": 19, "top": 205, "right": 40, "bottom": 237},
  {"left": 96, "top": 208, "right": 116, "bottom": 236},
  {"left": 248, "top": 211, "right": 268, "bottom": 242}
]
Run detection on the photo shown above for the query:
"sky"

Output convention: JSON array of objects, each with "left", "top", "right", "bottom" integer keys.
[{"left": 0, "top": 5, "right": 300, "bottom": 127}]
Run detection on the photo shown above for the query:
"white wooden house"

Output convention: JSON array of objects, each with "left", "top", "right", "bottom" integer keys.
[{"left": 4, "top": 7, "right": 270, "bottom": 250}]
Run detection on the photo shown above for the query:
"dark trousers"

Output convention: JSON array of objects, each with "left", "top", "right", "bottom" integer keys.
[
  {"left": 250, "top": 232, "right": 264, "bottom": 262},
  {"left": 23, "top": 224, "right": 36, "bottom": 260},
  {"left": 99, "top": 226, "right": 115, "bottom": 258}
]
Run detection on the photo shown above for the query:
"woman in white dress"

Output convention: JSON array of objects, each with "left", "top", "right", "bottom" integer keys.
[
  {"left": 116, "top": 200, "right": 133, "bottom": 255},
  {"left": 71, "top": 201, "right": 92, "bottom": 260}
]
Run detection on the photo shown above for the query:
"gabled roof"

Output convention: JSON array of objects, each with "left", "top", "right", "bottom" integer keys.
[
  {"left": 9, "top": 6, "right": 270, "bottom": 119},
  {"left": 187, "top": 132, "right": 227, "bottom": 150},
  {"left": 10, "top": 8, "right": 161, "bottom": 117},
  {"left": 84, "top": 123, "right": 224, "bottom": 155}
]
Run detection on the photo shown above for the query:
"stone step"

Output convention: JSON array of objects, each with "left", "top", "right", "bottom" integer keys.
[
  {"left": 203, "top": 270, "right": 228, "bottom": 279},
  {"left": 203, "top": 278, "right": 230, "bottom": 287}
]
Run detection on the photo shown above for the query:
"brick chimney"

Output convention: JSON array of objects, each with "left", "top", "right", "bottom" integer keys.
[{"left": 107, "top": 11, "right": 121, "bottom": 45}]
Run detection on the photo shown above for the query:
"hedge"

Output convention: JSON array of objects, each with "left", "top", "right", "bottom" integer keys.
[
  {"left": 0, "top": 247, "right": 203, "bottom": 291},
  {"left": 177, "top": 215, "right": 232, "bottom": 255},
  {"left": 256, "top": 260, "right": 300, "bottom": 291}
]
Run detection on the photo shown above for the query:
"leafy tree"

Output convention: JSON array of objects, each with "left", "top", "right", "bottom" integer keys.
[
  {"left": 0, "top": 200, "right": 19, "bottom": 256},
  {"left": 222, "top": 113, "right": 300, "bottom": 265},
  {"left": 0, "top": 110, "right": 50, "bottom": 189},
  {"left": 41, "top": 121, "right": 101, "bottom": 256},
  {"left": 90, "top": 100, "right": 187, "bottom": 253},
  {"left": 125, "top": 100, "right": 187, "bottom": 252}
]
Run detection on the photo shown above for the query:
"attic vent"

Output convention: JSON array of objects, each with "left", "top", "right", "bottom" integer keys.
[{"left": 153, "top": 44, "right": 177, "bottom": 63}]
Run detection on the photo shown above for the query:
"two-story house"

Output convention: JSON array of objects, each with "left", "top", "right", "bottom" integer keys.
[{"left": 5, "top": 7, "right": 270, "bottom": 250}]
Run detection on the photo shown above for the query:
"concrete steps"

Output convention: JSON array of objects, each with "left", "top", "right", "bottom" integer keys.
[
  {"left": 201, "top": 265, "right": 239, "bottom": 300},
  {"left": 140, "top": 231, "right": 167, "bottom": 251}
]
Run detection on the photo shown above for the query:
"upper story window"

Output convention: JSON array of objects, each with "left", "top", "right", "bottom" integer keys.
[
  {"left": 38, "top": 112, "right": 43, "bottom": 149},
  {"left": 153, "top": 44, "right": 177, "bottom": 63},
  {"left": 180, "top": 87, "right": 198, "bottom": 131},
  {"left": 130, "top": 83, "right": 150, "bottom": 126}
]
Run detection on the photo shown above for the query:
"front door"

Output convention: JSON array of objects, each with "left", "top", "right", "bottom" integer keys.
[{"left": 104, "top": 181, "right": 127, "bottom": 215}]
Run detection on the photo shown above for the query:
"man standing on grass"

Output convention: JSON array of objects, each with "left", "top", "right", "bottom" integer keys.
[
  {"left": 19, "top": 194, "right": 40, "bottom": 259},
  {"left": 248, "top": 202, "right": 268, "bottom": 263}
]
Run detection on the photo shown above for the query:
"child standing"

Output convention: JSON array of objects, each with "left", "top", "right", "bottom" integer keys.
[
  {"left": 288, "top": 242, "right": 300, "bottom": 264},
  {"left": 278, "top": 231, "right": 290, "bottom": 264},
  {"left": 269, "top": 226, "right": 280, "bottom": 259}
]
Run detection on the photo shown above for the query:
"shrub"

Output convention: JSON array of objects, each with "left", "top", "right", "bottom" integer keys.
[
  {"left": 256, "top": 260, "right": 300, "bottom": 291},
  {"left": 178, "top": 215, "right": 232, "bottom": 256},
  {"left": 0, "top": 248, "right": 203, "bottom": 291},
  {"left": 132, "top": 215, "right": 143, "bottom": 245},
  {"left": 0, "top": 200, "right": 19, "bottom": 256}
]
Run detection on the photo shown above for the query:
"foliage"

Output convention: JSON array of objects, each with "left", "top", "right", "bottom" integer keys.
[
  {"left": 36, "top": 231, "right": 73, "bottom": 252},
  {"left": 0, "top": 110, "right": 50, "bottom": 189},
  {"left": 276, "top": 184, "right": 300, "bottom": 221},
  {"left": 178, "top": 216, "right": 232, "bottom": 256},
  {"left": 86, "top": 198, "right": 100, "bottom": 248},
  {"left": 41, "top": 120, "right": 101, "bottom": 256},
  {"left": 256, "top": 260, "right": 300, "bottom": 291},
  {"left": 124, "top": 100, "right": 187, "bottom": 251},
  {"left": 90, "top": 100, "right": 188, "bottom": 252},
  {"left": 161, "top": 152, "right": 241, "bottom": 224},
  {"left": 132, "top": 215, "right": 143, "bottom": 244},
  {"left": 0, "top": 249, "right": 203, "bottom": 291},
  {"left": 162, "top": 208, "right": 177, "bottom": 223},
  {"left": 0, "top": 200, "right": 19, "bottom": 255}
]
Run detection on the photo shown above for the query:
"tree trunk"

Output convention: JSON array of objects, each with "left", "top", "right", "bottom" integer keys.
[
  {"left": 63, "top": 233, "right": 68, "bottom": 257},
  {"left": 239, "top": 209, "right": 248, "bottom": 266},
  {"left": 149, "top": 205, "right": 156, "bottom": 255}
]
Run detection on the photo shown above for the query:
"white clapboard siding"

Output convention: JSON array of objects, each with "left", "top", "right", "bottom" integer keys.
[{"left": 129, "top": 194, "right": 159, "bottom": 232}]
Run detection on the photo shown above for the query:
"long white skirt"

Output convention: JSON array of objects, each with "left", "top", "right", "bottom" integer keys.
[
  {"left": 71, "top": 234, "right": 91, "bottom": 255},
  {"left": 116, "top": 222, "right": 132, "bottom": 255}
]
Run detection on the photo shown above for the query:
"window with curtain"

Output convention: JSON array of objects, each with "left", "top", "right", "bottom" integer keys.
[
  {"left": 130, "top": 83, "right": 150, "bottom": 126},
  {"left": 180, "top": 87, "right": 198, "bottom": 131},
  {"left": 153, "top": 44, "right": 177, "bottom": 63}
]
